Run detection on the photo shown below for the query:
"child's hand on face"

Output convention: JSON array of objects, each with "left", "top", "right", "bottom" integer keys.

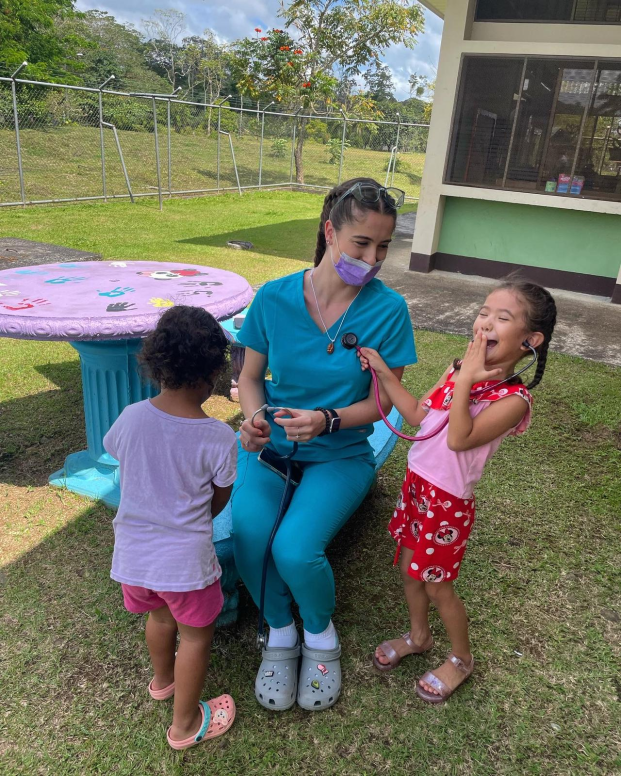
[
  {"left": 358, "top": 347, "right": 390, "bottom": 377},
  {"left": 457, "top": 331, "right": 503, "bottom": 386}
]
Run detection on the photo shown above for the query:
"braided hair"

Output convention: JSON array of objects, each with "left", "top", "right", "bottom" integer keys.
[
  {"left": 497, "top": 278, "right": 557, "bottom": 389},
  {"left": 313, "top": 177, "right": 398, "bottom": 267}
]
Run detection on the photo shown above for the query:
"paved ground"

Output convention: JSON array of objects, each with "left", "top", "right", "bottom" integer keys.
[
  {"left": 389, "top": 212, "right": 621, "bottom": 367},
  {"left": 0, "top": 238, "right": 101, "bottom": 270}
]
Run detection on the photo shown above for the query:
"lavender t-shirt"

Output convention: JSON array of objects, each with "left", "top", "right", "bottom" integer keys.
[{"left": 103, "top": 400, "right": 237, "bottom": 592}]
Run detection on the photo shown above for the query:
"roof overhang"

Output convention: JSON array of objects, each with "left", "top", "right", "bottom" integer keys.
[{"left": 418, "top": 1, "right": 446, "bottom": 19}]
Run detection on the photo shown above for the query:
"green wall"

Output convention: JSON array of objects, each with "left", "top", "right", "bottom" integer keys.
[{"left": 438, "top": 197, "right": 621, "bottom": 278}]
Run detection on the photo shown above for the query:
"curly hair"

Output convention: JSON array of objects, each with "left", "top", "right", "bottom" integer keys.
[
  {"left": 314, "top": 177, "right": 398, "bottom": 266},
  {"left": 139, "top": 305, "right": 229, "bottom": 390}
]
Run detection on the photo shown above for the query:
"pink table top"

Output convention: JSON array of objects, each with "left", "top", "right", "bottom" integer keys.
[{"left": 0, "top": 261, "right": 253, "bottom": 341}]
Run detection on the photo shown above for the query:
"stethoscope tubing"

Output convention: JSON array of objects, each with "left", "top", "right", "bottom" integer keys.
[{"left": 362, "top": 342, "right": 537, "bottom": 443}]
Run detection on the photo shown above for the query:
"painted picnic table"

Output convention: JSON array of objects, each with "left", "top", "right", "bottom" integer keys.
[{"left": 0, "top": 259, "right": 252, "bottom": 504}]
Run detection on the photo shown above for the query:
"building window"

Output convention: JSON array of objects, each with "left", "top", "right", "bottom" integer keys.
[
  {"left": 475, "top": 0, "right": 621, "bottom": 23},
  {"left": 446, "top": 56, "right": 621, "bottom": 203}
]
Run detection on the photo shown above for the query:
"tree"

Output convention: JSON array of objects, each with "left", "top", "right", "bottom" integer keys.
[
  {"left": 143, "top": 9, "right": 186, "bottom": 91},
  {"left": 60, "top": 10, "right": 168, "bottom": 91},
  {"left": 0, "top": 0, "right": 84, "bottom": 82},
  {"left": 408, "top": 71, "right": 435, "bottom": 122},
  {"left": 231, "top": 0, "right": 424, "bottom": 182},
  {"left": 364, "top": 61, "right": 395, "bottom": 104}
]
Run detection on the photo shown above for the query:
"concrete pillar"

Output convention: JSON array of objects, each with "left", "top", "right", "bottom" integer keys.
[{"left": 410, "top": 0, "right": 476, "bottom": 272}]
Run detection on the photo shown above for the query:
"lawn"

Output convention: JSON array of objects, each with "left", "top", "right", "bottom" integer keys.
[
  {"left": 1, "top": 193, "right": 620, "bottom": 775},
  {"left": 0, "top": 124, "right": 425, "bottom": 206}
]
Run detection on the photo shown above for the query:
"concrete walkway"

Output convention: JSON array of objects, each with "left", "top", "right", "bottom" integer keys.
[{"left": 389, "top": 212, "right": 621, "bottom": 367}]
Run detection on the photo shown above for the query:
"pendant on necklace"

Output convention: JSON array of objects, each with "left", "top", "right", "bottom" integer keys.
[{"left": 327, "top": 342, "right": 335, "bottom": 354}]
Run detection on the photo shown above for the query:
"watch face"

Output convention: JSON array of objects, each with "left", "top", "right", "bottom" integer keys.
[{"left": 330, "top": 417, "right": 341, "bottom": 432}]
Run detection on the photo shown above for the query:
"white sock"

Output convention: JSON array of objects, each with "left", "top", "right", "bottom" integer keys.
[
  {"left": 267, "top": 621, "right": 297, "bottom": 649},
  {"left": 304, "top": 620, "right": 338, "bottom": 651}
]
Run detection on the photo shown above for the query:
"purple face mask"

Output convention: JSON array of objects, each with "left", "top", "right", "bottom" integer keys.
[{"left": 331, "top": 239, "right": 384, "bottom": 286}]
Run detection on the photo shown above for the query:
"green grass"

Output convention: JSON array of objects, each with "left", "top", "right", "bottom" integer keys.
[
  {"left": 1, "top": 194, "right": 620, "bottom": 775},
  {"left": 0, "top": 125, "right": 425, "bottom": 205}
]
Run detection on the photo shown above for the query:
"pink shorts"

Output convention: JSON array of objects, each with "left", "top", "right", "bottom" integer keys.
[{"left": 121, "top": 579, "right": 224, "bottom": 628}]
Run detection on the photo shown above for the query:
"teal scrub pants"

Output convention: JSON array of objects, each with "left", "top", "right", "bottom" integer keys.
[{"left": 231, "top": 445, "right": 376, "bottom": 634}]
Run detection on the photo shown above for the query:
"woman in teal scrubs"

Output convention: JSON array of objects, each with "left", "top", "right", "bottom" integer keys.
[{"left": 232, "top": 178, "right": 417, "bottom": 711}]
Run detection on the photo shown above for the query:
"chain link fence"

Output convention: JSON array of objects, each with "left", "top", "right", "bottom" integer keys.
[{"left": 0, "top": 77, "right": 429, "bottom": 208}]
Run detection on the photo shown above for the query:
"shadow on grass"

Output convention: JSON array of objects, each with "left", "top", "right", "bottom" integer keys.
[
  {"left": 0, "top": 360, "right": 84, "bottom": 487},
  {"left": 178, "top": 217, "right": 319, "bottom": 262},
  {"left": 0, "top": 443, "right": 386, "bottom": 772},
  {"left": 0, "top": 359, "right": 236, "bottom": 489}
]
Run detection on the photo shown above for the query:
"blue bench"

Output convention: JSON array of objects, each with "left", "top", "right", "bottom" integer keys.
[{"left": 215, "top": 310, "right": 403, "bottom": 625}]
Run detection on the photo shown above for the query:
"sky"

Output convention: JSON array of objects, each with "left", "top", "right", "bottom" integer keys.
[{"left": 75, "top": 0, "right": 443, "bottom": 100}]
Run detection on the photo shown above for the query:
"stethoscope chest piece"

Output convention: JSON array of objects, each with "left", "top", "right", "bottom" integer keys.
[{"left": 341, "top": 332, "right": 359, "bottom": 350}]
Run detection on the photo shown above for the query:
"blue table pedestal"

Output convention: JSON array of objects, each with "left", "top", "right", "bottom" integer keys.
[
  {"left": 49, "top": 339, "right": 157, "bottom": 507},
  {"left": 48, "top": 337, "right": 240, "bottom": 626}
]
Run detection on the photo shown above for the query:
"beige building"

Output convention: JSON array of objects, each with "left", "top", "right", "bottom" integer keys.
[{"left": 413, "top": 1, "right": 621, "bottom": 302}]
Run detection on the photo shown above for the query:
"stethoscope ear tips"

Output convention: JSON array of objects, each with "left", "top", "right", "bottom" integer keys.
[{"left": 341, "top": 332, "right": 358, "bottom": 350}]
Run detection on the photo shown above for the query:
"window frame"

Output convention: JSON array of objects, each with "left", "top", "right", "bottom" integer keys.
[
  {"left": 474, "top": 0, "right": 621, "bottom": 24},
  {"left": 444, "top": 54, "right": 621, "bottom": 205}
]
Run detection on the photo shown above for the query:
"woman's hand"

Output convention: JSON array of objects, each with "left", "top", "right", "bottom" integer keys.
[
  {"left": 272, "top": 408, "right": 326, "bottom": 442},
  {"left": 358, "top": 347, "right": 391, "bottom": 379},
  {"left": 240, "top": 416, "right": 271, "bottom": 452},
  {"left": 456, "top": 332, "right": 502, "bottom": 387}
]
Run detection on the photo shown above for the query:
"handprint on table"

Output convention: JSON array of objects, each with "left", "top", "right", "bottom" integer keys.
[
  {"left": 149, "top": 297, "right": 174, "bottom": 308},
  {"left": 178, "top": 290, "right": 213, "bottom": 296},
  {"left": 98, "top": 286, "right": 135, "bottom": 298},
  {"left": 45, "top": 276, "right": 87, "bottom": 284},
  {"left": 0, "top": 289, "right": 20, "bottom": 297},
  {"left": 2, "top": 297, "right": 50, "bottom": 311},
  {"left": 180, "top": 281, "right": 223, "bottom": 287},
  {"left": 106, "top": 302, "right": 136, "bottom": 312},
  {"left": 16, "top": 269, "right": 50, "bottom": 276},
  {"left": 110, "top": 262, "right": 127, "bottom": 267}
]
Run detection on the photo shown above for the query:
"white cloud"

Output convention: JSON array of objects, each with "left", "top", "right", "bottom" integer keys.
[{"left": 76, "top": 0, "right": 443, "bottom": 99}]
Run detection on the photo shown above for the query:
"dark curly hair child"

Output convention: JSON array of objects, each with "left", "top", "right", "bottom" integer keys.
[
  {"left": 139, "top": 304, "right": 229, "bottom": 392},
  {"left": 103, "top": 304, "right": 237, "bottom": 750}
]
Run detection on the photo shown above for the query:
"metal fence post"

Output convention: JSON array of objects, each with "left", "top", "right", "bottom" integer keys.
[
  {"left": 10, "top": 62, "right": 27, "bottom": 206},
  {"left": 98, "top": 76, "right": 115, "bottom": 202},
  {"left": 167, "top": 99, "right": 172, "bottom": 196},
  {"left": 216, "top": 95, "right": 231, "bottom": 194},
  {"left": 259, "top": 101, "right": 275, "bottom": 189},
  {"left": 152, "top": 97, "right": 163, "bottom": 211},
  {"left": 392, "top": 112, "right": 401, "bottom": 187},
  {"left": 338, "top": 110, "right": 347, "bottom": 185},
  {"left": 239, "top": 95, "right": 243, "bottom": 137}
]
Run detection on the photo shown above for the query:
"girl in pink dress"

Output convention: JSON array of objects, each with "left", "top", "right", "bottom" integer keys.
[{"left": 359, "top": 279, "right": 556, "bottom": 703}]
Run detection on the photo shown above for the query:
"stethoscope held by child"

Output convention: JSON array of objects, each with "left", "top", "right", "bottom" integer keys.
[{"left": 347, "top": 332, "right": 538, "bottom": 443}]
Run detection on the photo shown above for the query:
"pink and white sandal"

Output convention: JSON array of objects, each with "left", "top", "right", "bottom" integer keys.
[
  {"left": 148, "top": 679, "right": 175, "bottom": 700},
  {"left": 166, "top": 695, "right": 236, "bottom": 750}
]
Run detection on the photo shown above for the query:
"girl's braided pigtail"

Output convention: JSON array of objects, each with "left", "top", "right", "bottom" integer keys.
[{"left": 527, "top": 338, "right": 549, "bottom": 389}]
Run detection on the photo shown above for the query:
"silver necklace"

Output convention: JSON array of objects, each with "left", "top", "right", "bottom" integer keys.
[{"left": 309, "top": 269, "right": 362, "bottom": 354}]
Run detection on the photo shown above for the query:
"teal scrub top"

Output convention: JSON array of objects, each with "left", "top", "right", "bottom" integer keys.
[{"left": 237, "top": 269, "right": 417, "bottom": 462}]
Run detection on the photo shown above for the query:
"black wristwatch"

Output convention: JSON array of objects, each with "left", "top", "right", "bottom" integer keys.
[{"left": 316, "top": 407, "right": 341, "bottom": 435}]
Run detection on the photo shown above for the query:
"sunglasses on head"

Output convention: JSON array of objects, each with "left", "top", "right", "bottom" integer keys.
[{"left": 332, "top": 182, "right": 406, "bottom": 211}]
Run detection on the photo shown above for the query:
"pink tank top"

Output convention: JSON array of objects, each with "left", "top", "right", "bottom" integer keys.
[{"left": 407, "top": 371, "right": 532, "bottom": 499}]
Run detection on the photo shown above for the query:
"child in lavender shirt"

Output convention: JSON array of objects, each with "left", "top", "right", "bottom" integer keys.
[{"left": 103, "top": 305, "right": 237, "bottom": 750}]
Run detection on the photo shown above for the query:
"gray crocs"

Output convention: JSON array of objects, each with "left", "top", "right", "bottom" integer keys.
[
  {"left": 255, "top": 642, "right": 301, "bottom": 711},
  {"left": 297, "top": 641, "right": 342, "bottom": 711}
]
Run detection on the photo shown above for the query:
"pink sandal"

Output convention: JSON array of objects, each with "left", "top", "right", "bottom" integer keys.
[
  {"left": 148, "top": 679, "right": 175, "bottom": 700},
  {"left": 372, "top": 632, "right": 433, "bottom": 672},
  {"left": 416, "top": 654, "right": 474, "bottom": 704},
  {"left": 166, "top": 695, "right": 235, "bottom": 750}
]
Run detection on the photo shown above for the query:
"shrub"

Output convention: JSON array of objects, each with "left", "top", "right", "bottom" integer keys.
[{"left": 270, "top": 138, "right": 288, "bottom": 158}]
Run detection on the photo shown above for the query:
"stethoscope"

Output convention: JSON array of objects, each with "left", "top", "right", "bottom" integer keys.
[
  {"left": 249, "top": 405, "right": 298, "bottom": 650},
  {"left": 340, "top": 332, "right": 538, "bottom": 442}
]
